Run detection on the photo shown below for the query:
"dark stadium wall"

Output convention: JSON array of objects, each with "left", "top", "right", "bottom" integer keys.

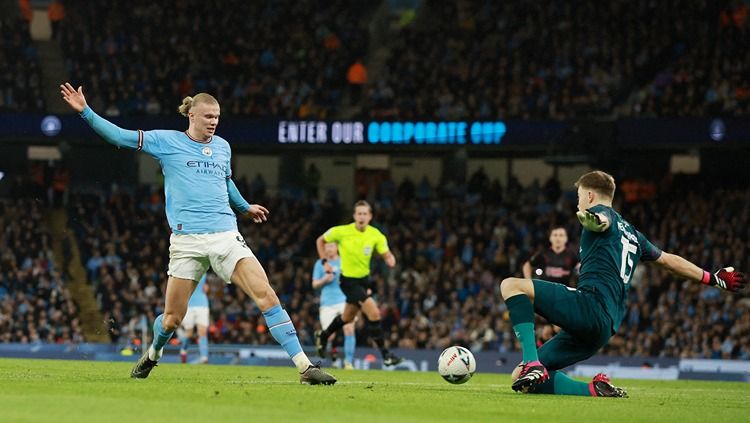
[
  {"left": 0, "top": 144, "right": 27, "bottom": 175},
  {"left": 278, "top": 153, "right": 306, "bottom": 192},
  {"left": 67, "top": 144, "right": 138, "bottom": 186},
  {"left": 700, "top": 149, "right": 750, "bottom": 185}
]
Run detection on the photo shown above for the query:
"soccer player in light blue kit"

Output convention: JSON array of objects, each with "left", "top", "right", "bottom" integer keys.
[
  {"left": 179, "top": 274, "right": 210, "bottom": 364},
  {"left": 312, "top": 242, "right": 356, "bottom": 369},
  {"left": 60, "top": 83, "right": 335, "bottom": 384}
]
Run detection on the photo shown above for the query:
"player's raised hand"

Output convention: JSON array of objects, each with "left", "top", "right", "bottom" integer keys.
[
  {"left": 245, "top": 204, "right": 269, "bottom": 223},
  {"left": 60, "top": 83, "right": 87, "bottom": 113},
  {"left": 576, "top": 209, "right": 607, "bottom": 232},
  {"left": 704, "top": 267, "right": 747, "bottom": 292}
]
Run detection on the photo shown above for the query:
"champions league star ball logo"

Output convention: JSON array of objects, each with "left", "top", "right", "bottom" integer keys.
[{"left": 202, "top": 147, "right": 213, "bottom": 156}]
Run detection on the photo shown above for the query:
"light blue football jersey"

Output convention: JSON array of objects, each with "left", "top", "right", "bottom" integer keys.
[
  {"left": 80, "top": 106, "right": 249, "bottom": 234},
  {"left": 188, "top": 274, "right": 209, "bottom": 308},
  {"left": 313, "top": 257, "right": 346, "bottom": 306},
  {"left": 141, "top": 129, "right": 235, "bottom": 234}
]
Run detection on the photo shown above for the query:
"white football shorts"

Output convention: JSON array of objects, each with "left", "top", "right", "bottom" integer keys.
[
  {"left": 319, "top": 302, "right": 346, "bottom": 329},
  {"left": 167, "top": 230, "right": 255, "bottom": 283},
  {"left": 181, "top": 306, "right": 210, "bottom": 330}
]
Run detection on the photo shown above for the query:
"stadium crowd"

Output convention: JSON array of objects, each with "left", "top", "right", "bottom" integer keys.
[
  {"left": 67, "top": 173, "right": 750, "bottom": 360},
  {"left": 364, "top": 0, "right": 742, "bottom": 120},
  {"left": 0, "top": 197, "right": 83, "bottom": 344},
  {"left": 0, "top": 16, "right": 45, "bottom": 112},
  {"left": 627, "top": 1, "right": 750, "bottom": 117},
  {"left": 5, "top": 0, "right": 747, "bottom": 119},
  {"left": 59, "top": 0, "right": 371, "bottom": 119}
]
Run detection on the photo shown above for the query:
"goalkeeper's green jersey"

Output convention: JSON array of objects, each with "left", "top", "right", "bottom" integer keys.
[
  {"left": 578, "top": 205, "right": 662, "bottom": 332},
  {"left": 323, "top": 223, "right": 390, "bottom": 278}
]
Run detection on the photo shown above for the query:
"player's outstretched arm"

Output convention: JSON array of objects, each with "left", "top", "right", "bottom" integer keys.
[
  {"left": 655, "top": 252, "right": 747, "bottom": 292},
  {"left": 60, "top": 82, "right": 141, "bottom": 149}
]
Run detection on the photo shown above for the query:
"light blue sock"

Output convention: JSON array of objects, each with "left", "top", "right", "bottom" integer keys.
[
  {"left": 151, "top": 314, "right": 174, "bottom": 357},
  {"left": 198, "top": 335, "right": 208, "bottom": 360},
  {"left": 262, "top": 305, "right": 303, "bottom": 359},
  {"left": 179, "top": 335, "right": 189, "bottom": 352},
  {"left": 344, "top": 334, "right": 356, "bottom": 364}
]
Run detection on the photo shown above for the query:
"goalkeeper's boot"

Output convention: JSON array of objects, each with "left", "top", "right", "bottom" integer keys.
[
  {"left": 299, "top": 362, "right": 337, "bottom": 385},
  {"left": 314, "top": 330, "right": 327, "bottom": 359},
  {"left": 589, "top": 373, "right": 628, "bottom": 398},
  {"left": 131, "top": 349, "right": 159, "bottom": 379},
  {"left": 383, "top": 352, "right": 404, "bottom": 366},
  {"left": 511, "top": 360, "right": 549, "bottom": 392}
]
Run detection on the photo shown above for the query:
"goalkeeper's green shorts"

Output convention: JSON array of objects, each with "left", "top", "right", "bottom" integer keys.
[{"left": 532, "top": 279, "right": 615, "bottom": 370}]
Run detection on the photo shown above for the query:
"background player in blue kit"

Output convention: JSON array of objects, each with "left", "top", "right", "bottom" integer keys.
[
  {"left": 312, "top": 242, "right": 356, "bottom": 369},
  {"left": 60, "top": 83, "right": 335, "bottom": 385},
  {"left": 179, "top": 274, "right": 210, "bottom": 364},
  {"left": 502, "top": 170, "right": 746, "bottom": 397}
]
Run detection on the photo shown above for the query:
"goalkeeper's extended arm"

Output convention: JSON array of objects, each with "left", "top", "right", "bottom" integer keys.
[
  {"left": 226, "top": 178, "right": 251, "bottom": 214},
  {"left": 655, "top": 252, "right": 747, "bottom": 293},
  {"left": 700, "top": 267, "right": 746, "bottom": 292},
  {"left": 79, "top": 106, "right": 141, "bottom": 149}
]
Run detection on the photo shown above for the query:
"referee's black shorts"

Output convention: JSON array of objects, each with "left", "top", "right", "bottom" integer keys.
[{"left": 339, "top": 275, "right": 371, "bottom": 305}]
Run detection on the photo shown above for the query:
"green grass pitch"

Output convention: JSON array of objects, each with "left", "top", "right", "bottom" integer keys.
[{"left": 0, "top": 358, "right": 747, "bottom": 422}]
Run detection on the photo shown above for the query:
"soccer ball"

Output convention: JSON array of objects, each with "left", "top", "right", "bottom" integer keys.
[{"left": 437, "top": 346, "right": 476, "bottom": 384}]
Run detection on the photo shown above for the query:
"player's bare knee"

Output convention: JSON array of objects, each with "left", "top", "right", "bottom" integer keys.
[
  {"left": 362, "top": 304, "right": 380, "bottom": 321},
  {"left": 500, "top": 277, "right": 521, "bottom": 297},
  {"left": 163, "top": 313, "right": 182, "bottom": 331},
  {"left": 255, "top": 287, "right": 280, "bottom": 311},
  {"left": 501, "top": 277, "right": 533, "bottom": 300}
]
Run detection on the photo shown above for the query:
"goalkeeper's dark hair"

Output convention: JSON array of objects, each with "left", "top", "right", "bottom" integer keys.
[{"left": 575, "top": 170, "right": 616, "bottom": 199}]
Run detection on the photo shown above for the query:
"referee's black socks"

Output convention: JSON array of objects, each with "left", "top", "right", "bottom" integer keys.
[
  {"left": 322, "top": 315, "right": 345, "bottom": 339},
  {"left": 365, "top": 319, "right": 389, "bottom": 357}
]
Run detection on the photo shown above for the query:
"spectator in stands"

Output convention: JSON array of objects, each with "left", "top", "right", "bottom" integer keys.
[
  {"left": 346, "top": 58, "right": 368, "bottom": 104},
  {"left": 48, "top": 0, "right": 65, "bottom": 40}
]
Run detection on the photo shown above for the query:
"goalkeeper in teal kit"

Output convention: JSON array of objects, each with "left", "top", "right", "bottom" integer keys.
[
  {"left": 60, "top": 83, "right": 335, "bottom": 385},
  {"left": 502, "top": 170, "right": 746, "bottom": 397}
]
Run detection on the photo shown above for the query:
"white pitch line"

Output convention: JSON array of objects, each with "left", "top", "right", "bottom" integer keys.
[{"left": 226, "top": 379, "right": 507, "bottom": 389}]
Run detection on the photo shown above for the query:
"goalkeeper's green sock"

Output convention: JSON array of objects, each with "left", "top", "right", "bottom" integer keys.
[
  {"left": 505, "top": 294, "right": 538, "bottom": 363},
  {"left": 529, "top": 371, "right": 592, "bottom": 396}
]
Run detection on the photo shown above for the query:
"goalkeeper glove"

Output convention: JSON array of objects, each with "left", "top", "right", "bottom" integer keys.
[
  {"left": 576, "top": 209, "right": 607, "bottom": 232},
  {"left": 701, "top": 267, "right": 747, "bottom": 292}
]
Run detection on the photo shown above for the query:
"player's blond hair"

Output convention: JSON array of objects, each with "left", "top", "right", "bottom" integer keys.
[
  {"left": 178, "top": 93, "right": 219, "bottom": 117},
  {"left": 575, "top": 170, "right": 616, "bottom": 199}
]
